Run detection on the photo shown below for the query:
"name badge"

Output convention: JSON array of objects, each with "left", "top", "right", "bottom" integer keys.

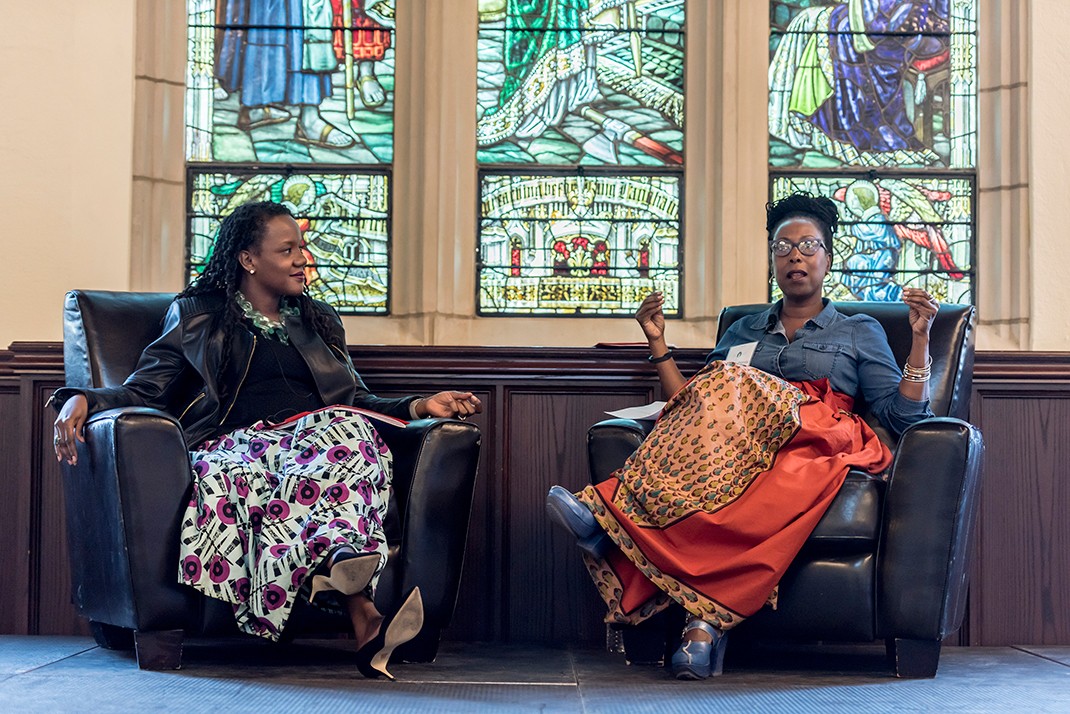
[{"left": 725, "top": 341, "right": 758, "bottom": 365}]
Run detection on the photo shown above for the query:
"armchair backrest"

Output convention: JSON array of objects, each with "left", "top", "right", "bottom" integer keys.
[
  {"left": 63, "top": 290, "right": 177, "bottom": 389},
  {"left": 716, "top": 302, "right": 975, "bottom": 438}
]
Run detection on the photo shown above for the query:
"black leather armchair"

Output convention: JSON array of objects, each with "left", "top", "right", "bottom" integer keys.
[
  {"left": 59, "top": 290, "right": 481, "bottom": 669},
  {"left": 587, "top": 303, "right": 984, "bottom": 678}
]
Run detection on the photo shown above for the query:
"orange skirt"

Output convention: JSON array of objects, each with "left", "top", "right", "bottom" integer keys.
[{"left": 576, "top": 362, "right": 891, "bottom": 630}]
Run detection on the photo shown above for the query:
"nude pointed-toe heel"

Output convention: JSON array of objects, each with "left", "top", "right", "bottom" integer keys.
[
  {"left": 309, "top": 553, "right": 380, "bottom": 603},
  {"left": 356, "top": 587, "right": 425, "bottom": 681}
]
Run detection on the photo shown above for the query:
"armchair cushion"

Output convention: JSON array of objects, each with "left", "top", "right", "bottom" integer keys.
[{"left": 806, "top": 471, "right": 884, "bottom": 550}]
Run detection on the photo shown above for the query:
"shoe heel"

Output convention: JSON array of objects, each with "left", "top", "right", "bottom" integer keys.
[
  {"left": 710, "top": 632, "right": 728, "bottom": 677},
  {"left": 309, "top": 554, "right": 380, "bottom": 602},
  {"left": 577, "top": 531, "right": 611, "bottom": 559},
  {"left": 362, "top": 587, "right": 425, "bottom": 681},
  {"left": 670, "top": 620, "right": 725, "bottom": 680}
]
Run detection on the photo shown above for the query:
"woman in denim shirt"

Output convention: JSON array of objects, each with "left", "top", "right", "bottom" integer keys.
[
  {"left": 643, "top": 193, "right": 937, "bottom": 437},
  {"left": 547, "top": 194, "right": 940, "bottom": 681}
]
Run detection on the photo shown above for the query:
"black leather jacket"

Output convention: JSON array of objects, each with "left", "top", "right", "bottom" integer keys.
[{"left": 52, "top": 294, "right": 416, "bottom": 447}]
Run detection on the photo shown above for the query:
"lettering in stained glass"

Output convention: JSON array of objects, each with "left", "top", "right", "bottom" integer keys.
[
  {"left": 769, "top": 0, "right": 976, "bottom": 170},
  {"left": 771, "top": 175, "right": 973, "bottom": 305},
  {"left": 189, "top": 171, "right": 390, "bottom": 313},
  {"left": 478, "top": 173, "right": 680, "bottom": 315}
]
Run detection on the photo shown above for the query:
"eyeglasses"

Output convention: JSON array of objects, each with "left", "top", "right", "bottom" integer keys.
[{"left": 770, "top": 238, "right": 825, "bottom": 257}]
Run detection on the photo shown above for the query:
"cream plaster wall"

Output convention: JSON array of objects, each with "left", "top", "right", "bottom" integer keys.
[
  {"left": 1029, "top": 0, "right": 1070, "bottom": 350},
  {"left": 0, "top": 1, "right": 136, "bottom": 348},
  {"left": 977, "top": 0, "right": 1031, "bottom": 350}
]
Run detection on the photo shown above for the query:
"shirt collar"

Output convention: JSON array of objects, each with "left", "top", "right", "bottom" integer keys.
[{"left": 746, "top": 298, "right": 835, "bottom": 333}]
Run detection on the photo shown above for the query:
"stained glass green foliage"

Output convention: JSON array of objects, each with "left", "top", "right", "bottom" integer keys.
[
  {"left": 768, "top": 0, "right": 976, "bottom": 169},
  {"left": 478, "top": 173, "right": 680, "bottom": 315},
  {"left": 477, "top": 0, "right": 684, "bottom": 166},
  {"left": 770, "top": 175, "right": 973, "bottom": 305},
  {"left": 186, "top": 0, "right": 396, "bottom": 164},
  {"left": 189, "top": 172, "right": 390, "bottom": 313}
]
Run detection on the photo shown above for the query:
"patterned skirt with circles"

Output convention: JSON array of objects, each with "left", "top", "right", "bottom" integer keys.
[{"left": 177, "top": 407, "right": 391, "bottom": 641}]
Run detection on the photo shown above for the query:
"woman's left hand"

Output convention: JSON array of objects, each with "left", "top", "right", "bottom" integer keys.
[
  {"left": 902, "top": 288, "right": 939, "bottom": 336},
  {"left": 418, "top": 391, "right": 483, "bottom": 420}
]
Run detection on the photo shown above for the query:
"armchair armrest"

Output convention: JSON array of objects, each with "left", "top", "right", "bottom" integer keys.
[
  {"left": 877, "top": 417, "right": 985, "bottom": 641},
  {"left": 587, "top": 418, "right": 654, "bottom": 484},
  {"left": 61, "top": 407, "right": 198, "bottom": 632},
  {"left": 379, "top": 418, "right": 481, "bottom": 627}
]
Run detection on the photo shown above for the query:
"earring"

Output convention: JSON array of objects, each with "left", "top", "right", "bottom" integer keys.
[{"left": 248, "top": 269, "right": 256, "bottom": 275}]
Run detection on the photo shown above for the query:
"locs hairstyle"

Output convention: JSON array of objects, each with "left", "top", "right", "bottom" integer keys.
[{"left": 765, "top": 193, "right": 839, "bottom": 256}]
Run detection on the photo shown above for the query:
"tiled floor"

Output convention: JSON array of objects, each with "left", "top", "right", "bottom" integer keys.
[{"left": 1, "top": 636, "right": 1068, "bottom": 713}]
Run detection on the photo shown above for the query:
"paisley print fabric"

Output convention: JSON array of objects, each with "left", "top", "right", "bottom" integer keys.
[
  {"left": 178, "top": 408, "right": 391, "bottom": 641},
  {"left": 612, "top": 362, "right": 807, "bottom": 527},
  {"left": 576, "top": 362, "right": 892, "bottom": 631}
]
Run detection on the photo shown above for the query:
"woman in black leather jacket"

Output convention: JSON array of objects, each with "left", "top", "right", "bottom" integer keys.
[{"left": 51, "top": 201, "right": 481, "bottom": 679}]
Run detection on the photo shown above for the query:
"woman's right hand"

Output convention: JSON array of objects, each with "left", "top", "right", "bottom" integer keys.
[
  {"left": 53, "top": 394, "right": 88, "bottom": 465},
  {"left": 635, "top": 291, "right": 666, "bottom": 343}
]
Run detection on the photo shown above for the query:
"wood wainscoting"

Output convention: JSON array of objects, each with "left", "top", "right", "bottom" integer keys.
[{"left": 1, "top": 344, "right": 1068, "bottom": 646}]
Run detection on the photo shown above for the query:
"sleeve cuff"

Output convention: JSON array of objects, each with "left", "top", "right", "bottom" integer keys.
[
  {"left": 47, "top": 387, "right": 90, "bottom": 413},
  {"left": 408, "top": 397, "right": 424, "bottom": 420}
]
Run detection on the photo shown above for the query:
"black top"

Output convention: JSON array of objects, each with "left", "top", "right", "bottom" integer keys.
[{"left": 218, "top": 327, "right": 326, "bottom": 436}]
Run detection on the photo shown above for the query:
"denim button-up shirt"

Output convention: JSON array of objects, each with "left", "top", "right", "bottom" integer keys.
[{"left": 706, "top": 300, "right": 932, "bottom": 436}]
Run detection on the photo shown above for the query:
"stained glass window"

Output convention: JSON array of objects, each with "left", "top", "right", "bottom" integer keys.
[
  {"left": 478, "top": 171, "right": 680, "bottom": 315},
  {"left": 190, "top": 172, "right": 390, "bottom": 311},
  {"left": 769, "top": 0, "right": 975, "bottom": 170},
  {"left": 770, "top": 175, "right": 973, "bottom": 304},
  {"left": 477, "top": 0, "right": 685, "bottom": 316},
  {"left": 768, "top": 0, "right": 976, "bottom": 304},
  {"left": 185, "top": 0, "right": 395, "bottom": 312}
]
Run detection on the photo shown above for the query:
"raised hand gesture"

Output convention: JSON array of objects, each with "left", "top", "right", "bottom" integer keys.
[
  {"left": 902, "top": 288, "right": 939, "bottom": 336},
  {"left": 635, "top": 291, "right": 667, "bottom": 343}
]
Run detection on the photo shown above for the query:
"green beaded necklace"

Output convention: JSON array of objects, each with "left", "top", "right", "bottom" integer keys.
[{"left": 235, "top": 291, "right": 300, "bottom": 344}]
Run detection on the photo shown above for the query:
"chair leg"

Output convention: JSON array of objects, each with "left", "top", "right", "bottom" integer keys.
[
  {"left": 134, "top": 629, "right": 185, "bottom": 670},
  {"left": 886, "top": 637, "right": 941, "bottom": 678},
  {"left": 622, "top": 622, "right": 666, "bottom": 665},
  {"left": 621, "top": 606, "right": 686, "bottom": 666},
  {"left": 394, "top": 626, "right": 440, "bottom": 663},
  {"left": 89, "top": 621, "right": 135, "bottom": 651}
]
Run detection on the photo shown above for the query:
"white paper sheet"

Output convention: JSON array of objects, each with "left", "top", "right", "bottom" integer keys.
[{"left": 604, "top": 401, "right": 666, "bottom": 421}]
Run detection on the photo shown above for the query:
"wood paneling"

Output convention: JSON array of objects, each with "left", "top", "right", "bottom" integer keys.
[
  {"left": 969, "top": 383, "right": 1070, "bottom": 645},
  {"left": 503, "top": 388, "right": 652, "bottom": 646},
  {"left": 0, "top": 380, "right": 30, "bottom": 634},
  {"left": 366, "top": 377, "right": 653, "bottom": 645},
  {"left": 2, "top": 344, "right": 1069, "bottom": 646}
]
